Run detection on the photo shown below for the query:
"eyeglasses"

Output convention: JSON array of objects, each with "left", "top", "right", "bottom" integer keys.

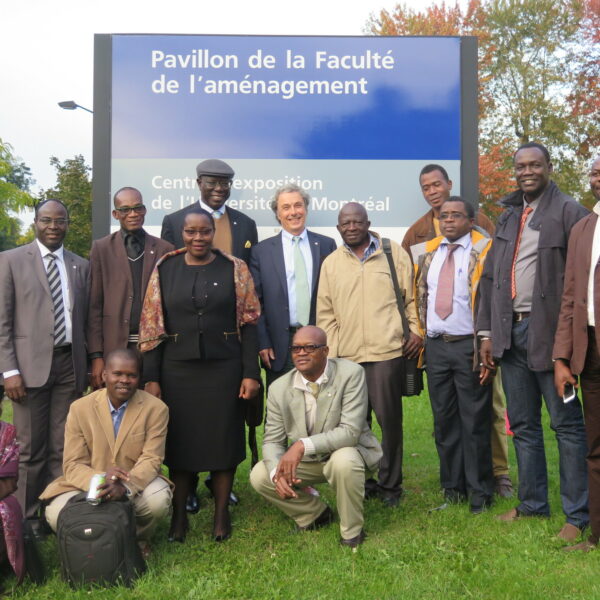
[
  {"left": 183, "top": 228, "right": 214, "bottom": 237},
  {"left": 290, "top": 344, "right": 326, "bottom": 354},
  {"left": 114, "top": 205, "right": 147, "bottom": 215},
  {"left": 439, "top": 211, "right": 469, "bottom": 221},
  {"left": 201, "top": 179, "right": 232, "bottom": 190},
  {"left": 36, "top": 217, "right": 69, "bottom": 226}
]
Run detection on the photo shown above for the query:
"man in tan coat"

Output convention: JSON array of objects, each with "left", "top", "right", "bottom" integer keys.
[
  {"left": 317, "top": 203, "right": 421, "bottom": 507},
  {"left": 41, "top": 349, "right": 171, "bottom": 557}
]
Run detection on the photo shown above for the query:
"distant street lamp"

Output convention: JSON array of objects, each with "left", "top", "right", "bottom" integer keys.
[{"left": 58, "top": 100, "right": 93, "bottom": 114}]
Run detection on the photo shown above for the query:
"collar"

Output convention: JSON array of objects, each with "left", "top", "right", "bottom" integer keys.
[
  {"left": 440, "top": 232, "right": 471, "bottom": 249},
  {"left": 200, "top": 200, "right": 226, "bottom": 216},
  {"left": 593, "top": 202, "right": 600, "bottom": 216},
  {"left": 293, "top": 359, "right": 330, "bottom": 392},
  {"left": 282, "top": 228, "right": 308, "bottom": 242},
  {"left": 36, "top": 239, "right": 64, "bottom": 260},
  {"left": 107, "top": 396, "right": 129, "bottom": 414},
  {"left": 120, "top": 228, "right": 146, "bottom": 243}
]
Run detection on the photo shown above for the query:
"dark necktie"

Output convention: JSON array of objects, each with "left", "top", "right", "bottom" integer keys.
[
  {"left": 511, "top": 205, "right": 533, "bottom": 299},
  {"left": 435, "top": 244, "right": 459, "bottom": 320},
  {"left": 47, "top": 254, "right": 67, "bottom": 347},
  {"left": 125, "top": 233, "right": 142, "bottom": 260}
]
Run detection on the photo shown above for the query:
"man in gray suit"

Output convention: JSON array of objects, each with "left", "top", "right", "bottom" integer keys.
[
  {"left": 250, "top": 326, "right": 382, "bottom": 549},
  {"left": 0, "top": 199, "right": 89, "bottom": 529}
]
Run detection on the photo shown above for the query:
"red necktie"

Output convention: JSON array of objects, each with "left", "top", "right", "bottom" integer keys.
[
  {"left": 511, "top": 205, "right": 533, "bottom": 299},
  {"left": 435, "top": 244, "right": 459, "bottom": 320}
]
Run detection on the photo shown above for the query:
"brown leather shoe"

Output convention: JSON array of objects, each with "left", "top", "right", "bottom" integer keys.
[
  {"left": 557, "top": 523, "right": 583, "bottom": 542},
  {"left": 340, "top": 529, "right": 366, "bottom": 549},
  {"left": 296, "top": 505, "right": 335, "bottom": 532},
  {"left": 563, "top": 540, "right": 596, "bottom": 553},
  {"left": 494, "top": 475, "right": 514, "bottom": 498},
  {"left": 496, "top": 507, "right": 522, "bottom": 522}
]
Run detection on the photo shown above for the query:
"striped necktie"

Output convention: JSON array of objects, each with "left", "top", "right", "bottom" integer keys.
[
  {"left": 434, "top": 244, "right": 459, "bottom": 320},
  {"left": 47, "top": 254, "right": 67, "bottom": 347}
]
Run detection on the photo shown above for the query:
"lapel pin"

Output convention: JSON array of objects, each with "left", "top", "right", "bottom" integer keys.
[
  {"left": 244, "top": 240, "right": 251, "bottom": 248},
  {"left": 150, "top": 250, "right": 155, "bottom": 254}
]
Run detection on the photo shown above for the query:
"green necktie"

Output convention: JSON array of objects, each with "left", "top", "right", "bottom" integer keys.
[
  {"left": 293, "top": 236, "right": 310, "bottom": 326},
  {"left": 307, "top": 382, "right": 320, "bottom": 398}
]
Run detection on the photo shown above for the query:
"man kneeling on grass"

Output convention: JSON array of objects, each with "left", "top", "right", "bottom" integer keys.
[
  {"left": 40, "top": 348, "right": 172, "bottom": 559},
  {"left": 250, "top": 326, "right": 382, "bottom": 549}
]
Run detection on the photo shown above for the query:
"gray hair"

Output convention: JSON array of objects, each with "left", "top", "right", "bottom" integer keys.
[{"left": 270, "top": 184, "right": 311, "bottom": 215}]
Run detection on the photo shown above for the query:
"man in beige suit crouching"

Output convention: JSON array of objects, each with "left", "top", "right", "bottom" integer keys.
[
  {"left": 250, "top": 326, "right": 382, "bottom": 549},
  {"left": 41, "top": 349, "right": 172, "bottom": 557}
]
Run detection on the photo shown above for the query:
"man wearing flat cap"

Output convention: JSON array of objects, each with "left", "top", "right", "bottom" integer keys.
[{"left": 160, "top": 159, "right": 258, "bottom": 263}]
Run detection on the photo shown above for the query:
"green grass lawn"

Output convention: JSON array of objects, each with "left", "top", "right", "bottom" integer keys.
[{"left": 2, "top": 388, "right": 599, "bottom": 599}]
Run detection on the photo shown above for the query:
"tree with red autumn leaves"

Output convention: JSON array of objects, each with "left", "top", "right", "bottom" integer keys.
[{"left": 367, "top": 0, "right": 599, "bottom": 217}]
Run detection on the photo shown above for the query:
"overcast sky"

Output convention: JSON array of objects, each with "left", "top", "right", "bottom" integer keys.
[{"left": 1, "top": 0, "right": 441, "bottom": 195}]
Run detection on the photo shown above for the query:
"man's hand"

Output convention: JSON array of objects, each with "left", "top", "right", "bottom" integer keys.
[
  {"left": 554, "top": 359, "right": 577, "bottom": 397},
  {"left": 97, "top": 466, "right": 130, "bottom": 502},
  {"left": 273, "top": 440, "right": 305, "bottom": 499},
  {"left": 403, "top": 333, "right": 423, "bottom": 359},
  {"left": 259, "top": 348, "right": 275, "bottom": 370},
  {"left": 4, "top": 374, "right": 26, "bottom": 403},
  {"left": 144, "top": 381, "right": 161, "bottom": 399},
  {"left": 479, "top": 365, "right": 496, "bottom": 386},
  {"left": 479, "top": 339, "right": 495, "bottom": 370},
  {"left": 90, "top": 357, "right": 105, "bottom": 390},
  {"left": 239, "top": 378, "right": 260, "bottom": 401}
]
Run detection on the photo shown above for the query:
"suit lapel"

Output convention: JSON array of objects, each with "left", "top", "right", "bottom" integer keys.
[
  {"left": 273, "top": 234, "right": 289, "bottom": 302},
  {"left": 581, "top": 213, "right": 597, "bottom": 280},
  {"left": 287, "top": 387, "right": 309, "bottom": 438},
  {"left": 314, "top": 361, "right": 337, "bottom": 433},
  {"left": 28, "top": 242, "right": 51, "bottom": 298},
  {"left": 94, "top": 389, "right": 116, "bottom": 453},
  {"left": 113, "top": 391, "right": 144, "bottom": 457},
  {"left": 63, "top": 250, "right": 78, "bottom": 306},
  {"left": 142, "top": 232, "right": 156, "bottom": 292},
  {"left": 307, "top": 231, "right": 320, "bottom": 292}
]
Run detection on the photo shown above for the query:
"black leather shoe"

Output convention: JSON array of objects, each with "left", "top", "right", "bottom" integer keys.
[
  {"left": 340, "top": 529, "right": 366, "bottom": 549},
  {"left": 186, "top": 491, "right": 200, "bottom": 514},
  {"left": 494, "top": 475, "right": 514, "bottom": 498},
  {"left": 470, "top": 496, "right": 493, "bottom": 515},
  {"left": 381, "top": 492, "right": 402, "bottom": 508},
  {"left": 27, "top": 518, "right": 48, "bottom": 542},
  {"left": 296, "top": 506, "right": 335, "bottom": 532},
  {"left": 167, "top": 516, "right": 189, "bottom": 543},
  {"left": 444, "top": 490, "right": 467, "bottom": 504}
]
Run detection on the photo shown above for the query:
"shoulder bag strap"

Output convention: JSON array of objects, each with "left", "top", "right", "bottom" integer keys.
[{"left": 382, "top": 238, "right": 410, "bottom": 343}]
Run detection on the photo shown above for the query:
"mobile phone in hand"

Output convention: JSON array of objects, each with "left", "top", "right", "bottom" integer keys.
[{"left": 563, "top": 383, "right": 576, "bottom": 403}]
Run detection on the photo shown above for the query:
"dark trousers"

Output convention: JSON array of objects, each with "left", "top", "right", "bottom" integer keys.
[
  {"left": 426, "top": 336, "right": 494, "bottom": 504},
  {"left": 362, "top": 356, "right": 404, "bottom": 497},
  {"left": 501, "top": 317, "right": 588, "bottom": 527},
  {"left": 12, "top": 348, "right": 79, "bottom": 518},
  {"left": 580, "top": 328, "right": 600, "bottom": 542},
  {"left": 264, "top": 331, "right": 296, "bottom": 390}
]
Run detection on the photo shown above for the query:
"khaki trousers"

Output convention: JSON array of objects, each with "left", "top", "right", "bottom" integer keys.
[
  {"left": 250, "top": 447, "right": 366, "bottom": 540},
  {"left": 491, "top": 371, "right": 510, "bottom": 476},
  {"left": 45, "top": 476, "right": 172, "bottom": 541}
]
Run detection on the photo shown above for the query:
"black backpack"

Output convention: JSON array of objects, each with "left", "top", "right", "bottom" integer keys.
[{"left": 56, "top": 492, "right": 146, "bottom": 587}]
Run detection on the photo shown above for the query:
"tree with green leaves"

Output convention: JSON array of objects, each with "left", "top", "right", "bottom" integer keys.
[
  {"left": 0, "top": 139, "right": 35, "bottom": 250},
  {"left": 367, "top": 0, "right": 599, "bottom": 214},
  {"left": 40, "top": 155, "right": 92, "bottom": 258}
]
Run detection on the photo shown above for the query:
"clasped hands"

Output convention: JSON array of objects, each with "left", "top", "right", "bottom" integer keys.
[
  {"left": 97, "top": 466, "right": 130, "bottom": 502},
  {"left": 273, "top": 440, "right": 305, "bottom": 500}
]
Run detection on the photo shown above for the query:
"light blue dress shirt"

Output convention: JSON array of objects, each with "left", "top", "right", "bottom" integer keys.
[
  {"left": 281, "top": 229, "right": 313, "bottom": 326},
  {"left": 108, "top": 398, "right": 129, "bottom": 438}
]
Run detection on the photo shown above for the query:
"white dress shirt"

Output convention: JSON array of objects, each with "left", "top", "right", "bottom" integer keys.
[{"left": 426, "top": 232, "right": 473, "bottom": 337}]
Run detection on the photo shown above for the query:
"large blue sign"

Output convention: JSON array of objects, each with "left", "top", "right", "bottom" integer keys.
[{"left": 107, "top": 35, "right": 465, "bottom": 239}]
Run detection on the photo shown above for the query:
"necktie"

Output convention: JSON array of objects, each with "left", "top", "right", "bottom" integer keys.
[
  {"left": 511, "top": 205, "right": 534, "bottom": 299},
  {"left": 293, "top": 236, "right": 310, "bottom": 326},
  {"left": 307, "top": 382, "right": 320, "bottom": 398},
  {"left": 434, "top": 244, "right": 459, "bottom": 320},
  {"left": 212, "top": 210, "right": 222, "bottom": 220},
  {"left": 47, "top": 254, "right": 67, "bottom": 347},
  {"left": 125, "top": 233, "right": 142, "bottom": 260}
]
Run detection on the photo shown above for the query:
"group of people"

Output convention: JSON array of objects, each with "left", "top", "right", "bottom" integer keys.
[{"left": 0, "top": 146, "right": 599, "bottom": 583}]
